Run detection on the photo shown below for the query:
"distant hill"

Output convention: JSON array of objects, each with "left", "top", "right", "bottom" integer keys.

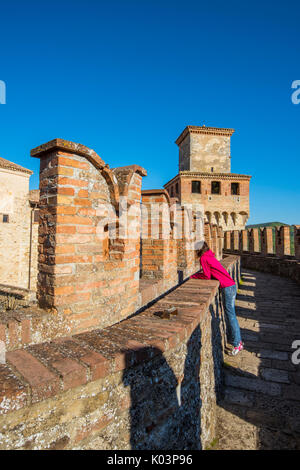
[{"left": 246, "top": 222, "right": 289, "bottom": 229}]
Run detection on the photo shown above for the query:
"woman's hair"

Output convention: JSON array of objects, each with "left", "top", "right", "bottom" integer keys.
[{"left": 196, "top": 241, "right": 210, "bottom": 258}]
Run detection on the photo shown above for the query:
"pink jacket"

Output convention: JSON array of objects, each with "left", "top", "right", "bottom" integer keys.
[{"left": 190, "top": 249, "right": 235, "bottom": 289}]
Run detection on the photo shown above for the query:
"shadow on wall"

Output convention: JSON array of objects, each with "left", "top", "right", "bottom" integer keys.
[{"left": 122, "top": 326, "right": 203, "bottom": 450}]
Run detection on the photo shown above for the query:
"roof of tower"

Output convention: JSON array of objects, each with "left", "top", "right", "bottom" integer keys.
[
  {"left": 0, "top": 156, "right": 33, "bottom": 175},
  {"left": 175, "top": 125, "right": 235, "bottom": 146}
]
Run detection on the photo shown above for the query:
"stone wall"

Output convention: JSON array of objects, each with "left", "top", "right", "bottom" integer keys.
[{"left": 141, "top": 190, "right": 178, "bottom": 290}]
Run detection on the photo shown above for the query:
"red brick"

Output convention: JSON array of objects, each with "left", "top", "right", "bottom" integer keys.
[
  {"left": 76, "top": 226, "right": 97, "bottom": 234},
  {"left": 57, "top": 215, "right": 92, "bottom": 225},
  {"left": 55, "top": 255, "right": 93, "bottom": 264},
  {"left": 76, "top": 208, "right": 96, "bottom": 216},
  {"left": 74, "top": 198, "right": 92, "bottom": 207},
  {"left": 78, "top": 189, "right": 89, "bottom": 198},
  {"left": 75, "top": 414, "right": 113, "bottom": 443},
  {"left": 56, "top": 206, "right": 77, "bottom": 215},
  {"left": 57, "top": 187, "right": 75, "bottom": 196},
  {"left": 54, "top": 285, "right": 74, "bottom": 296},
  {"left": 53, "top": 292, "right": 91, "bottom": 306}
]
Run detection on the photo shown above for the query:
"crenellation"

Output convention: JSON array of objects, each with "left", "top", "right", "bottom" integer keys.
[{"left": 224, "top": 226, "right": 300, "bottom": 284}]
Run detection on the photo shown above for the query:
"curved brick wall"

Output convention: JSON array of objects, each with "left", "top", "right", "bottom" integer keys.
[{"left": 0, "top": 256, "right": 239, "bottom": 450}]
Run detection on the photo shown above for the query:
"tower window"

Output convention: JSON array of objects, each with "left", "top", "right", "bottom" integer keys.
[
  {"left": 2, "top": 214, "right": 9, "bottom": 223},
  {"left": 192, "top": 181, "right": 201, "bottom": 194},
  {"left": 211, "top": 181, "right": 221, "bottom": 194},
  {"left": 231, "top": 183, "right": 240, "bottom": 195},
  {"left": 211, "top": 167, "right": 214, "bottom": 172}
]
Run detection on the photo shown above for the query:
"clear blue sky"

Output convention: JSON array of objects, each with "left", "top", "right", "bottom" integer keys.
[{"left": 0, "top": 0, "right": 299, "bottom": 225}]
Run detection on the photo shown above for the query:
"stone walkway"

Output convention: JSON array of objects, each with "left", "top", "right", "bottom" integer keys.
[{"left": 215, "top": 269, "right": 300, "bottom": 450}]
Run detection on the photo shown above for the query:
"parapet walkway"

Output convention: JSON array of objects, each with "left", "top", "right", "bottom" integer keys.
[{"left": 215, "top": 269, "right": 300, "bottom": 450}]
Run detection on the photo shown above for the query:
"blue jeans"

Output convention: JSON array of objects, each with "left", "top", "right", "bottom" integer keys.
[{"left": 222, "top": 284, "right": 241, "bottom": 347}]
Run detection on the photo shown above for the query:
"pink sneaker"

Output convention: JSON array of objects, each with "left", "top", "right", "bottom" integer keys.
[{"left": 231, "top": 341, "right": 244, "bottom": 356}]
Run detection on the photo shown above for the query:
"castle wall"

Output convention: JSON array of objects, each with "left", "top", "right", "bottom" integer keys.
[{"left": 0, "top": 169, "right": 32, "bottom": 289}]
